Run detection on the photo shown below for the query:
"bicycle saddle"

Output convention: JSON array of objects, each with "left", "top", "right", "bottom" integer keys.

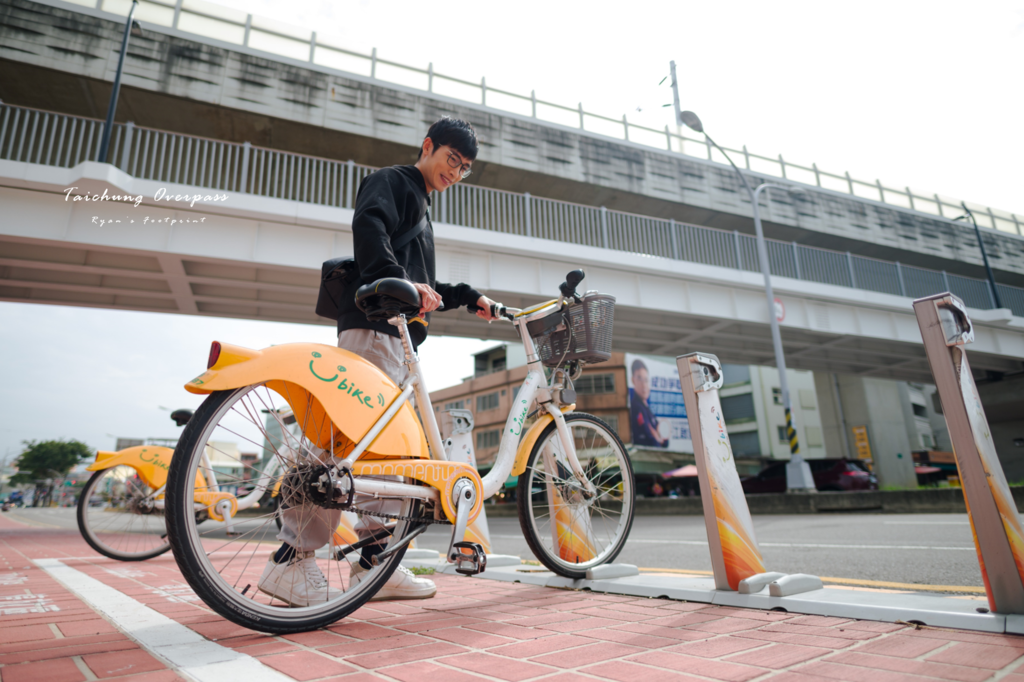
[{"left": 355, "top": 277, "right": 421, "bottom": 321}]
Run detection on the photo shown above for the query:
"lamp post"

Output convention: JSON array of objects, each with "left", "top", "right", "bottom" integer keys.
[
  {"left": 97, "top": 0, "right": 143, "bottom": 164},
  {"left": 954, "top": 202, "right": 1003, "bottom": 310},
  {"left": 676, "top": 109, "right": 815, "bottom": 491}
]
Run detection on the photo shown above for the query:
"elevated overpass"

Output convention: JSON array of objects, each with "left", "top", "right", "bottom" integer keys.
[
  {"left": 1, "top": 0, "right": 1023, "bottom": 290},
  {"left": 2, "top": 107, "right": 1022, "bottom": 384}
]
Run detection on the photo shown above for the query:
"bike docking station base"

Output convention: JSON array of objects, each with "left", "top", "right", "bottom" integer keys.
[{"left": 402, "top": 321, "right": 1024, "bottom": 635}]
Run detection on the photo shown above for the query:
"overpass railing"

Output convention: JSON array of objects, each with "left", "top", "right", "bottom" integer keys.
[
  {"left": 33, "top": 0, "right": 1024, "bottom": 237},
  {"left": 2, "top": 103, "right": 1022, "bottom": 317}
]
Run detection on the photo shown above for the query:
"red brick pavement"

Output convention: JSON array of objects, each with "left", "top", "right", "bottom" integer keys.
[{"left": 0, "top": 511, "right": 1021, "bottom": 681}]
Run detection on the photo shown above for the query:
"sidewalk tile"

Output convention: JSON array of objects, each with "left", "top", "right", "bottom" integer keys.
[
  {"left": 57, "top": 619, "right": 119, "bottom": 637},
  {"left": 465, "top": 621, "right": 553, "bottom": 640},
  {"left": 626, "top": 650, "right": 762, "bottom": 682},
  {"left": 840, "top": 621, "right": 906, "bottom": 634},
  {"left": 580, "top": 660, "right": 705, "bottom": 682},
  {"left": 327, "top": 621, "right": 408, "bottom": 640},
  {"left": 111, "top": 671, "right": 184, "bottom": 681},
  {"left": 610, "top": 623, "right": 708, "bottom": 642},
  {"left": 0, "top": 656, "right": 85, "bottom": 682},
  {"left": 379, "top": 661, "right": 490, "bottom": 682},
  {"left": 530, "top": 642, "right": 645, "bottom": 669},
  {"left": 218, "top": 634, "right": 281, "bottom": 649},
  {"left": 281, "top": 630, "right": 350, "bottom": 647},
  {"left": 575, "top": 627, "right": 679, "bottom": 649},
  {"left": 260, "top": 651, "right": 357, "bottom": 681},
  {"left": 346, "top": 641, "right": 467, "bottom": 669},
  {"left": 926, "top": 642, "right": 1024, "bottom": 670},
  {"left": 427, "top": 626, "right": 515, "bottom": 648},
  {"left": 395, "top": 616, "right": 487, "bottom": 633},
  {"left": 725, "top": 643, "right": 829, "bottom": 669},
  {"left": 689, "top": 617, "right": 763, "bottom": 634},
  {"left": 536, "top": 617, "right": 622, "bottom": 633},
  {"left": 825, "top": 651, "right": 993, "bottom": 682},
  {"left": 786, "top": 615, "right": 852, "bottom": 627},
  {"left": 648, "top": 612, "right": 725, "bottom": 627},
  {"left": 854, "top": 634, "right": 947, "bottom": 658},
  {"left": 791, "top": 661, "right": 934, "bottom": 682},
  {"left": 487, "top": 634, "right": 594, "bottom": 658},
  {"left": 758, "top": 623, "right": 881, "bottom": 641},
  {"left": 667, "top": 636, "right": 765, "bottom": 658},
  {"left": 904, "top": 628, "right": 1024, "bottom": 649},
  {"left": 733, "top": 629, "right": 858, "bottom": 650},
  {"left": 4, "top": 624, "right": 57, "bottom": 643},
  {"left": 513, "top": 612, "right": 588, "bottom": 627},
  {"left": 439, "top": 652, "right": 554, "bottom": 681},
  {"left": 0, "top": 633, "right": 129, "bottom": 656},
  {"left": 238, "top": 641, "right": 302, "bottom": 657},
  {"left": 710, "top": 608, "right": 793, "bottom": 622},
  {"left": 82, "top": 649, "right": 166, "bottom": 678},
  {"left": 320, "top": 633, "right": 432, "bottom": 658},
  {"left": 0, "top": 639, "right": 138, "bottom": 665},
  {"left": 570, "top": 607, "right": 656, "bottom": 623}
]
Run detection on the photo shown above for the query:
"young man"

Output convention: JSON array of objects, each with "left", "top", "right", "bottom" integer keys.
[
  {"left": 258, "top": 117, "right": 498, "bottom": 607},
  {"left": 629, "top": 358, "right": 668, "bottom": 448}
]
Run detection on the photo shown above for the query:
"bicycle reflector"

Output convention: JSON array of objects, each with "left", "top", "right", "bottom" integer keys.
[{"left": 207, "top": 341, "right": 222, "bottom": 369}]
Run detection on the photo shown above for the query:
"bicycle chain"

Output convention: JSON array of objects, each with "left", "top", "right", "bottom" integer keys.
[{"left": 348, "top": 505, "right": 452, "bottom": 526}]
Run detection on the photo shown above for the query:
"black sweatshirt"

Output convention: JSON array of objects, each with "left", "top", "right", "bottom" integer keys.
[{"left": 336, "top": 165, "right": 483, "bottom": 348}]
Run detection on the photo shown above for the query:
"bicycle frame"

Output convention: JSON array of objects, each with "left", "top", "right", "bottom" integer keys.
[{"left": 337, "top": 298, "right": 591, "bottom": 503}]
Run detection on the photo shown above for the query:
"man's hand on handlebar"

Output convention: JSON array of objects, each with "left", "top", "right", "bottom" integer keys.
[
  {"left": 474, "top": 295, "right": 501, "bottom": 321},
  {"left": 413, "top": 283, "right": 443, "bottom": 314}
]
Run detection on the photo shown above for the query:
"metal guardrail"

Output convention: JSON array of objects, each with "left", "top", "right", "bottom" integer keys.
[
  {"left": 1, "top": 103, "right": 1021, "bottom": 317},
  {"left": 40, "top": 0, "right": 1024, "bottom": 236}
]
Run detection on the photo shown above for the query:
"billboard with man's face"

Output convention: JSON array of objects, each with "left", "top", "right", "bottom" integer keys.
[{"left": 626, "top": 354, "right": 692, "bottom": 453}]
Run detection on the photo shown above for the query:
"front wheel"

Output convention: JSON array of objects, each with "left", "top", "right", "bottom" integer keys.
[
  {"left": 77, "top": 466, "right": 171, "bottom": 561},
  {"left": 517, "top": 412, "right": 635, "bottom": 579},
  {"left": 166, "top": 384, "right": 421, "bottom": 634}
]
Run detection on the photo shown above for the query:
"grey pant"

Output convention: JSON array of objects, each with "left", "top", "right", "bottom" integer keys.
[{"left": 277, "top": 329, "right": 409, "bottom": 551}]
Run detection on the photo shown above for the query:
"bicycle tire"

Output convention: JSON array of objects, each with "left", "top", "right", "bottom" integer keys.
[
  {"left": 517, "top": 412, "right": 635, "bottom": 579},
  {"left": 77, "top": 467, "right": 172, "bottom": 562},
  {"left": 166, "top": 385, "right": 417, "bottom": 633}
]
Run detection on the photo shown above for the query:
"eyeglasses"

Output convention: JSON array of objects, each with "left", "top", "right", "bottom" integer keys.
[{"left": 446, "top": 150, "right": 472, "bottom": 179}]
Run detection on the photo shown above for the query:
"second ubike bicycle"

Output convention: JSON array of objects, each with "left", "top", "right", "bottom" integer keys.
[{"left": 164, "top": 269, "right": 635, "bottom": 633}]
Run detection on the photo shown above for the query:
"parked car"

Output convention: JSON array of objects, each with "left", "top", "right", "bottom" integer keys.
[{"left": 741, "top": 458, "right": 878, "bottom": 494}]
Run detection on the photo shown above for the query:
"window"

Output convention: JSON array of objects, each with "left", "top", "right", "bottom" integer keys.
[
  {"left": 922, "top": 433, "right": 934, "bottom": 448},
  {"left": 444, "top": 400, "right": 464, "bottom": 411},
  {"left": 729, "top": 430, "right": 761, "bottom": 456},
  {"left": 772, "top": 388, "right": 782, "bottom": 405},
  {"left": 476, "top": 392, "right": 500, "bottom": 411},
  {"left": 720, "top": 393, "right": 756, "bottom": 423},
  {"left": 600, "top": 414, "right": 619, "bottom": 434},
  {"left": 777, "top": 425, "right": 789, "bottom": 444},
  {"left": 575, "top": 373, "right": 615, "bottom": 394},
  {"left": 912, "top": 403, "right": 928, "bottom": 418},
  {"left": 805, "top": 426, "right": 824, "bottom": 447},
  {"left": 799, "top": 389, "right": 817, "bottom": 410},
  {"left": 476, "top": 429, "right": 500, "bottom": 450},
  {"left": 722, "top": 364, "right": 750, "bottom": 386}
]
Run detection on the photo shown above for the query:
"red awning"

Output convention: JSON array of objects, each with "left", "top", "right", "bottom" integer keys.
[
  {"left": 915, "top": 465, "right": 942, "bottom": 474},
  {"left": 664, "top": 464, "right": 699, "bottom": 478}
]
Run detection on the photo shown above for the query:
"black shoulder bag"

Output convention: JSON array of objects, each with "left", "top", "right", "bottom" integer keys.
[{"left": 315, "top": 211, "right": 430, "bottom": 320}]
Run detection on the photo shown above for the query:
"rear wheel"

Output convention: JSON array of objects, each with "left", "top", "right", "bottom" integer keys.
[
  {"left": 166, "top": 384, "right": 422, "bottom": 633},
  {"left": 517, "top": 412, "right": 635, "bottom": 579},
  {"left": 77, "top": 466, "right": 171, "bottom": 561}
]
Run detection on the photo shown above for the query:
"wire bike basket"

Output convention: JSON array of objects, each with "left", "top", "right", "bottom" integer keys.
[{"left": 527, "top": 293, "right": 616, "bottom": 368}]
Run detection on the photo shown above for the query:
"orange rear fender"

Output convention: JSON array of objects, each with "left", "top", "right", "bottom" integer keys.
[{"left": 185, "top": 342, "right": 428, "bottom": 460}]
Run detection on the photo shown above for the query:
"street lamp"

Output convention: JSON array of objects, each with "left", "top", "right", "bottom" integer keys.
[
  {"left": 97, "top": 0, "right": 143, "bottom": 164},
  {"left": 954, "top": 202, "right": 1003, "bottom": 310},
  {"left": 677, "top": 109, "right": 815, "bottom": 491}
]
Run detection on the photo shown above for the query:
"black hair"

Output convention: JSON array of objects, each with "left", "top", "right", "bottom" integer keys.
[
  {"left": 631, "top": 359, "right": 648, "bottom": 375},
  {"left": 419, "top": 116, "right": 479, "bottom": 161}
]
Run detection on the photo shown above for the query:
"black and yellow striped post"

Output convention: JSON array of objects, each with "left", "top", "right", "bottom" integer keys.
[{"left": 784, "top": 406, "right": 800, "bottom": 455}]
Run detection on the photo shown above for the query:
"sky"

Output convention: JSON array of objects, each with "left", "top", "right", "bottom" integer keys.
[{"left": 2, "top": 0, "right": 1022, "bottom": 463}]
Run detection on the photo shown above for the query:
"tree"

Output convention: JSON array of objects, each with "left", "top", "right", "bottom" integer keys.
[{"left": 10, "top": 440, "right": 93, "bottom": 506}]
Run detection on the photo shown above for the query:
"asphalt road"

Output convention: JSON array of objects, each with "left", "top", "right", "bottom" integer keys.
[{"left": 10, "top": 507, "right": 983, "bottom": 593}]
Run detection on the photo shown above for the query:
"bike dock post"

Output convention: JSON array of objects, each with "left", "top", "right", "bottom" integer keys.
[
  {"left": 676, "top": 352, "right": 769, "bottom": 591},
  {"left": 914, "top": 292, "right": 1024, "bottom": 618}
]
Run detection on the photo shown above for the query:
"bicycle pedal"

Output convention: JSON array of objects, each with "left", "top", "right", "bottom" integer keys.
[{"left": 451, "top": 542, "right": 486, "bottom": 576}]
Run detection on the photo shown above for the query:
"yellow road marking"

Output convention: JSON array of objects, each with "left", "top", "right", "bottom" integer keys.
[{"left": 637, "top": 567, "right": 985, "bottom": 594}]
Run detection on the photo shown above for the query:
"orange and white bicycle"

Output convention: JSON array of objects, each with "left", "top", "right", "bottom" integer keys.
[{"left": 165, "top": 269, "right": 635, "bottom": 633}]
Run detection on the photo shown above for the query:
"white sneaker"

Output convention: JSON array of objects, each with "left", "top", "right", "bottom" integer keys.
[
  {"left": 257, "top": 551, "right": 341, "bottom": 607},
  {"left": 349, "top": 563, "right": 437, "bottom": 601}
]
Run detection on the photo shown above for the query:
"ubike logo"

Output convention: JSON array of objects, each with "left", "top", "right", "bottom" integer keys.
[
  {"left": 138, "top": 447, "right": 169, "bottom": 471},
  {"left": 509, "top": 398, "right": 530, "bottom": 437},
  {"left": 710, "top": 405, "right": 732, "bottom": 463},
  {"left": 308, "top": 352, "right": 385, "bottom": 409}
]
